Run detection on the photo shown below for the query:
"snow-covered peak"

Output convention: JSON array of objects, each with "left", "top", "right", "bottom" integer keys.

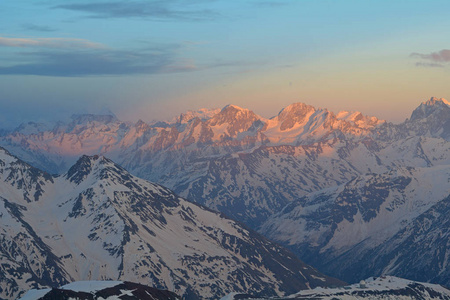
[
  {"left": 262, "top": 103, "right": 383, "bottom": 144},
  {"left": 337, "top": 110, "right": 384, "bottom": 128},
  {"left": 336, "top": 110, "right": 361, "bottom": 120},
  {"left": 425, "top": 96, "right": 450, "bottom": 106},
  {"left": 215, "top": 104, "right": 258, "bottom": 121},
  {"left": 221, "top": 104, "right": 247, "bottom": 112},
  {"left": 206, "top": 104, "right": 262, "bottom": 137},
  {"left": 174, "top": 108, "right": 221, "bottom": 124},
  {"left": 134, "top": 119, "right": 151, "bottom": 132},
  {"left": 65, "top": 154, "right": 113, "bottom": 184},
  {"left": 264, "top": 102, "right": 317, "bottom": 135},
  {"left": 277, "top": 102, "right": 315, "bottom": 114},
  {"left": 410, "top": 97, "right": 450, "bottom": 121},
  {"left": 276, "top": 102, "right": 316, "bottom": 122},
  {"left": 64, "top": 154, "right": 138, "bottom": 188}
]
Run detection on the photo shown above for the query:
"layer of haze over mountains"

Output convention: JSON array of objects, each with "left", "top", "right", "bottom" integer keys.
[{"left": 3, "top": 1, "right": 450, "bottom": 129}]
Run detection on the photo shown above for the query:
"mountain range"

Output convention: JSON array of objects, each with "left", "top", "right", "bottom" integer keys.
[
  {"left": 1, "top": 97, "right": 449, "bottom": 295},
  {"left": 0, "top": 100, "right": 389, "bottom": 228},
  {"left": 0, "top": 148, "right": 341, "bottom": 299},
  {"left": 3, "top": 97, "right": 449, "bottom": 228}
]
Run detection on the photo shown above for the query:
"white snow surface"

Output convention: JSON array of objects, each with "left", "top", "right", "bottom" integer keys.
[
  {"left": 290, "top": 276, "right": 450, "bottom": 299},
  {"left": 18, "top": 288, "right": 52, "bottom": 300},
  {"left": 172, "top": 107, "right": 221, "bottom": 124},
  {"left": 219, "top": 292, "right": 240, "bottom": 300},
  {"left": 18, "top": 281, "right": 123, "bottom": 300},
  {"left": 60, "top": 280, "right": 123, "bottom": 293},
  {"left": 220, "top": 277, "right": 450, "bottom": 300}
]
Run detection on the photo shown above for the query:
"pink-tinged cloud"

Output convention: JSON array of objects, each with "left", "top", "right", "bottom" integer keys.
[
  {"left": 0, "top": 37, "right": 105, "bottom": 49},
  {"left": 411, "top": 49, "right": 450, "bottom": 63},
  {"left": 415, "top": 62, "right": 445, "bottom": 68}
]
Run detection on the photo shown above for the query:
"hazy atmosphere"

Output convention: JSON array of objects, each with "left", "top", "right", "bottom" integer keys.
[
  {"left": 1, "top": 0, "right": 450, "bottom": 127},
  {"left": 2, "top": 2, "right": 450, "bottom": 299}
]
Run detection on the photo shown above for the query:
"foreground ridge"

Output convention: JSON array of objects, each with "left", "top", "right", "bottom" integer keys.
[
  {"left": 19, "top": 281, "right": 180, "bottom": 300},
  {"left": 223, "top": 276, "right": 450, "bottom": 300}
]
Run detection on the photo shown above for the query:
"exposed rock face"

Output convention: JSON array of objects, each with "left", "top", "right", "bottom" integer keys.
[{"left": 260, "top": 166, "right": 450, "bottom": 286}]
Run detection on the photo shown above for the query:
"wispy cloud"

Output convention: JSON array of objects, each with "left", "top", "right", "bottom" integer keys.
[
  {"left": 0, "top": 34, "right": 255, "bottom": 77},
  {"left": 0, "top": 37, "right": 105, "bottom": 49},
  {"left": 0, "top": 47, "right": 195, "bottom": 77},
  {"left": 411, "top": 49, "right": 450, "bottom": 68},
  {"left": 415, "top": 62, "right": 445, "bottom": 68},
  {"left": 22, "top": 23, "right": 57, "bottom": 32},
  {"left": 411, "top": 49, "right": 450, "bottom": 62},
  {"left": 53, "top": 1, "right": 220, "bottom": 21}
]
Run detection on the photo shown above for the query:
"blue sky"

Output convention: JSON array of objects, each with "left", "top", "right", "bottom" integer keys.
[{"left": 1, "top": 0, "right": 450, "bottom": 128}]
